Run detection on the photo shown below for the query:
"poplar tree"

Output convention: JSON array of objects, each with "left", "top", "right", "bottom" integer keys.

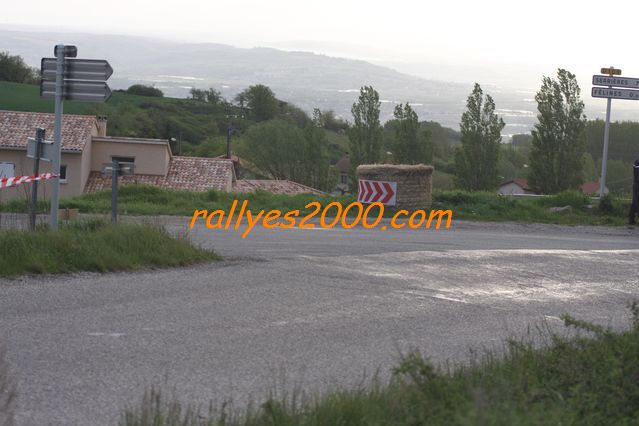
[
  {"left": 348, "top": 86, "right": 383, "bottom": 170},
  {"left": 392, "top": 103, "right": 432, "bottom": 164},
  {"left": 528, "top": 69, "right": 586, "bottom": 193},
  {"left": 455, "top": 83, "right": 505, "bottom": 191}
]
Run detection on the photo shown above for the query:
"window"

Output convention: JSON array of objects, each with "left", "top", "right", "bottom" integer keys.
[
  {"left": 111, "top": 156, "right": 135, "bottom": 165},
  {"left": 59, "top": 165, "right": 67, "bottom": 183},
  {"left": 340, "top": 173, "right": 348, "bottom": 185},
  {"left": 0, "top": 162, "right": 15, "bottom": 179}
]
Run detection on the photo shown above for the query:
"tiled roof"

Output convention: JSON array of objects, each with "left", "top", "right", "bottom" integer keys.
[
  {"left": 335, "top": 155, "right": 350, "bottom": 173},
  {"left": 85, "top": 156, "right": 234, "bottom": 193},
  {"left": 0, "top": 110, "right": 96, "bottom": 152},
  {"left": 501, "top": 178, "right": 530, "bottom": 190},
  {"left": 234, "top": 179, "right": 323, "bottom": 195},
  {"left": 580, "top": 181, "right": 607, "bottom": 195}
]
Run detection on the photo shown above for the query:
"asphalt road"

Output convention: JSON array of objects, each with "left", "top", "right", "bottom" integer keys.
[{"left": 1, "top": 219, "right": 638, "bottom": 425}]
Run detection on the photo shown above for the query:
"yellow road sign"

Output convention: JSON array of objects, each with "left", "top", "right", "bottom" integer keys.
[{"left": 601, "top": 67, "right": 622, "bottom": 75}]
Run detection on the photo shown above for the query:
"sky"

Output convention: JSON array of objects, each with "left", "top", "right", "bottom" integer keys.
[{"left": 3, "top": 0, "right": 639, "bottom": 92}]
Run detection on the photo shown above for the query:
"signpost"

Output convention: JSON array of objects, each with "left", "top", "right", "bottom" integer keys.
[
  {"left": 591, "top": 67, "right": 639, "bottom": 197},
  {"left": 591, "top": 87, "right": 639, "bottom": 100},
  {"left": 101, "top": 161, "right": 134, "bottom": 223},
  {"left": 41, "top": 58, "right": 113, "bottom": 81},
  {"left": 40, "top": 45, "right": 113, "bottom": 229}
]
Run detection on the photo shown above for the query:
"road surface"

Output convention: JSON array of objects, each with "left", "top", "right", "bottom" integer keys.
[{"left": 1, "top": 219, "right": 638, "bottom": 425}]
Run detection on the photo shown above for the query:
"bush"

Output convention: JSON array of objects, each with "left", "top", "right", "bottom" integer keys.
[{"left": 126, "top": 84, "right": 164, "bottom": 97}]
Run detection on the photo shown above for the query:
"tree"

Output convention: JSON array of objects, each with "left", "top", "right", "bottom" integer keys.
[
  {"left": 238, "top": 84, "right": 279, "bottom": 122},
  {"left": 238, "top": 119, "right": 306, "bottom": 182},
  {"left": 454, "top": 83, "right": 505, "bottom": 191},
  {"left": 348, "top": 86, "right": 383, "bottom": 171},
  {"left": 528, "top": 69, "right": 586, "bottom": 193},
  {"left": 391, "top": 103, "right": 432, "bottom": 164},
  {"left": 190, "top": 88, "right": 223, "bottom": 105},
  {"left": 301, "top": 109, "right": 333, "bottom": 190},
  {"left": 126, "top": 84, "right": 164, "bottom": 97},
  {"left": 0, "top": 52, "right": 39, "bottom": 84}
]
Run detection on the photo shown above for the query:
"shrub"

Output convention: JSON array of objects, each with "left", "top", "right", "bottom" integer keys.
[{"left": 126, "top": 84, "right": 164, "bottom": 97}]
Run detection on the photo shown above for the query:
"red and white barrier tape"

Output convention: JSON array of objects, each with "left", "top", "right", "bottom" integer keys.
[{"left": 0, "top": 173, "right": 59, "bottom": 189}]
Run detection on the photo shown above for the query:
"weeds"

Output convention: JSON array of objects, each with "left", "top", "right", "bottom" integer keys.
[
  {"left": 0, "top": 219, "right": 219, "bottom": 277},
  {"left": 121, "top": 306, "right": 639, "bottom": 425}
]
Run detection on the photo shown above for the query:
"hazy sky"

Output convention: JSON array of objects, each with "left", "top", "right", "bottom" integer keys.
[{"left": 3, "top": 0, "right": 639, "bottom": 90}]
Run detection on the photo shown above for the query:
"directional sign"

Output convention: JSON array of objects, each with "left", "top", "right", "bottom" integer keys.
[
  {"left": 101, "top": 163, "right": 135, "bottom": 177},
  {"left": 40, "top": 80, "right": 112, "bottom": 102},
  {"left": 601, "top": 67, "right": 622, "bottom": 75},
  {"left": 591, "top": 87, "right": 639, "bottom": 101},
  {"left": 26, "top": 138, "right": 55, "bottom": 162},
  {"left": 592, "top": 75, "right": 639, "bottom": 89},
  {"left": 358, "top": 179, "right": 397, "bottom": 206},
  {"left": 41, "top": 58, "right": 113, "bottom": 81}
]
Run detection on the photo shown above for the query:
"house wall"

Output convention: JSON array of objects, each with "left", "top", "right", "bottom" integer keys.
[
  {"left": 90, "top": 138, "right": 170, "bottom": 175},
  {"left": 0, "top": 149, "right": 84, "bottom": 202},
  {"left": 498, "top": 182, "right": 526, "bottom": 195}
]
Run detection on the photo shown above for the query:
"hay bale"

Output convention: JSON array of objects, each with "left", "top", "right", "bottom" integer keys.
[{"left": 356, "top": 164, "right": 434, "bottom": 210}]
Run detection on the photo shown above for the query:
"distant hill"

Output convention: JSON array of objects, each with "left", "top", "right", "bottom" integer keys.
[{"left": 0, "top": 29, "right": 541, "bottom": 135}]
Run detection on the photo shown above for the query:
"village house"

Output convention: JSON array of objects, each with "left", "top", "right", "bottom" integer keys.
[
  {"left": 498, "top": 178, "right": 609, "bottom": 196},
  {"left": 0, "top": 110, "right": 322, "bottom": 201},
  {"left": 498, "top": 179, "right": 534, "bottom": 195}
]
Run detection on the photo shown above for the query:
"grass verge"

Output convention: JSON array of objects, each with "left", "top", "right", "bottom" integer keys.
[
  {"left": 121, "top": 306, "right": 639, "bottom": 425},
  {"left": 0, "top": 220, "right": 219, "bottom": 277},
  {"left": 0, "top": 186, "right": 631, "bottom": 226}
]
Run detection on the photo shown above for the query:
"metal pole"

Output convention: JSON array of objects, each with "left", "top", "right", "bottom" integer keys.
[
  {"left": 49, "top": 44, "right": 65, "bottom": 229},
  {"left": 599, "top": 72, "right": 614, "bottom": 198},
  {"left": 111, "top": 160, "right": 118, "bottom": 223},
  {"left": 227, "top": 124, "right": 232, "bottom": 159},
  {"left": 29, "top": 128, "right": 45, "bottom": 231}
]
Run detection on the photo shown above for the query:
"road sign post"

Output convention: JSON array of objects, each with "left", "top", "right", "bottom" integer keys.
[
  {"left": 101, "top": 161, "right": 134, "bottom": 224},
  {"left": 590, "top": 67, "right": 639, "bottom": 198},
  {"left": 50, "top": 44, "right": 65, "bottom": 230},
  {"left": 41, "top": 45, "right": 113, "bottom": 229}
]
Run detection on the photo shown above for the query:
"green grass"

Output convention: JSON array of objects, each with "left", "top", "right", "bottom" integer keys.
[
  {"left": 120, "top": 306, "right": 639, "bottom": 425},
  {"left": 0, "top": 81, "right": 176, "bottom": 114},
  {"left": 1, "top": 185, "right": 353, "bottom": 217},
  {"left": 433, "top": 190, "right": 630, "bottom": 225},
  {"left": 0, "top": 186, "right": 631, "bottom": 226},
  {"left": 0, "top": 219, "right": 219, "bottom": 277}
]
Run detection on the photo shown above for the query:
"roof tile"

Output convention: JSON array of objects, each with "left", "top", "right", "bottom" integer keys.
[
  {"left": 0, "top": 110, "right": 96, "bottom": 152},
  {"left": 234, "top": 179, "right": 323, "bottom": 195},
  {"left": 85, "top": 156, "right": 234, "bottom": 193}
]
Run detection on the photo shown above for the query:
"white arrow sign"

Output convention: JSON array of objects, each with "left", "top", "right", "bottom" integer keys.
[
  {"left": 592, "top": 75, "right": 639, "bottom": 89},
  {"left": 591, "top": 87, "right": 639, "bottom": 101}
]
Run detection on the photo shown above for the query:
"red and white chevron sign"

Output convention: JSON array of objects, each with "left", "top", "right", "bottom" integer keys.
[
  {"left": 357, "top": 179, "right": 397, "bottom": 205},
  {"left": 0, "top": 173, "right": 58, "bottom": 190}
]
